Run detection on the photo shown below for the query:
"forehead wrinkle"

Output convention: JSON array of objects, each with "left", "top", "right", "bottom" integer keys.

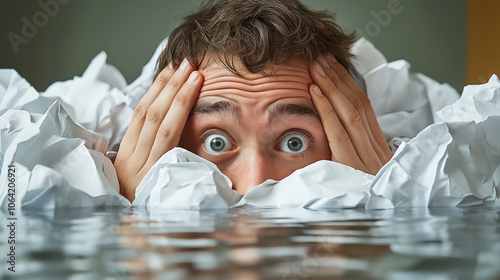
[
  {"left": 201, "top": 79, "right": 310, "bottom": 94},
  {"left": 203, "top": 72, "right": 310, "bottom": 84},
  {"left": 267, "top": 103, "right": 321, "bottom": 126},
  {"left": 201, "top": 68, "right": 311, "bottom": 92}
]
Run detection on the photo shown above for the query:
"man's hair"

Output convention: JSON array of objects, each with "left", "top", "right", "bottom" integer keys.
[{"left": 155, "top": 0, "right": 356, "bottom": 77}]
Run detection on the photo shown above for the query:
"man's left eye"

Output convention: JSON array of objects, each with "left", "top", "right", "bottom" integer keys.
[{"left": 279, "top": 134, "right": 309, "bottom": 154}]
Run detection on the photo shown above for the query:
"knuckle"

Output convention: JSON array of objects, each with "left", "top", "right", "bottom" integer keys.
[
  {"left": 348, "top": 109, "right": 363, "bottom": 127},
  {"left": 146, "top": 105, "right": 162, "bottom": 123},
  {"left": 166, "top": 79, "right": 181, "bottom": 90},
  {"left": 324, "top": 107, "right": 336, "bottom": 120},
  {"left": 353, "top": 99, "right": 367, "bottom": 119},
  {"left": 353, "top": 99, "right": 364, "bottom": 114},
  {"left": 156, "top": 125, "right": 173, "bottom": 140},
  {"left": 172, "top": 93, "right": 188, "bottom": 107},
  {"left": 132, "top": 104, "right": 147, "bottom": 120},
  {"left": 155, "top": 69, "right": 170, "bottom": 84}
]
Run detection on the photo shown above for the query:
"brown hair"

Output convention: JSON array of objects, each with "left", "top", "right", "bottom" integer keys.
[{"left": 155, "top": 0, "right": 356, "bottom": 77}]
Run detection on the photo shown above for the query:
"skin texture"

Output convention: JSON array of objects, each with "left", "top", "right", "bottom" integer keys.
[{"left": 114, "top": 56, "right": 393, "bottom": 202}]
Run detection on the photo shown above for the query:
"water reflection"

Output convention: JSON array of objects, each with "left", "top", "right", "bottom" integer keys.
[{"left": 1, "top": 206, "right": 499, "bottom": 279}]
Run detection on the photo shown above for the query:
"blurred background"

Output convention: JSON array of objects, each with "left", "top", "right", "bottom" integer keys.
[{"left": 0, "top": 0, "right": 496, "bottom": 93}]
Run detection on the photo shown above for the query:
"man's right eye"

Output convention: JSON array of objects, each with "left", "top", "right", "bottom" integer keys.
[{"left": 203, "top": 134, "right": 234, "bottom": 154}]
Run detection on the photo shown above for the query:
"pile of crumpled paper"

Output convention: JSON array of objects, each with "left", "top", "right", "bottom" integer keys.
[{"left": 1, "top": 38, "right": 499, "bottom": 210}]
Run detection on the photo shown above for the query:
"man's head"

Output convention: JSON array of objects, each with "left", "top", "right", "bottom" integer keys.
[{"left": 156, "top": 0, "right": 357, "bottom": 194}]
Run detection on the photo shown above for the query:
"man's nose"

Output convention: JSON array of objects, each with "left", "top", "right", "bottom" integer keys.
[{"left": 231, "top": 151, "right": 281, "bottom": 195}]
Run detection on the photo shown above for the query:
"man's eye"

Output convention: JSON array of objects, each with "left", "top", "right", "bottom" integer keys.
[
  {"left": 203, "top": 134, "right": 233, "bottom": 154},
  {"left": 279, "top": 134, "right": 309, "bottom": 154}
]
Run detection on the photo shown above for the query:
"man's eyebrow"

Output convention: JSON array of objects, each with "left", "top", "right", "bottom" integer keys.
[
  {"left": 267, "top": 103, "right": 321, "bottom": 125},
  {"left": 191, "top": 99, "right": 240, "bottom": 118}
]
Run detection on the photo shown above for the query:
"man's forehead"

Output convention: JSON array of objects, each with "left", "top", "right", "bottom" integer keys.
[
  {"left": 191, "top": 56, "right": 321, "bottom": 133},
  {"left": 197, "top": 57, "right": 313, "bottom": 101},
  {"left": 199, "top": 56, "right": 309, "bottom": 80}
]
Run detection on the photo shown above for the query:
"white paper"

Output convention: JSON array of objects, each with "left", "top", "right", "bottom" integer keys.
[
  {"left": 1, "top": 38, "right": 499, "bottom": 210},
  {"left": 0, "top": 53, "right": 132, "bottom": 210},
  {"left": 132, "top": 147, "right": 242, "bottom": 209},
  {"left": 367, "top": 75, "right": 500, "bottom": 209},
  {"left": 0, "top": 100, "right": 130, "bottom": 210}
]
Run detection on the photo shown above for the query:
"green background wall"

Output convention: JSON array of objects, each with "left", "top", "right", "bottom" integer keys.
[{"left": 1, "top": 0, "right": 466, "bottom": 92}]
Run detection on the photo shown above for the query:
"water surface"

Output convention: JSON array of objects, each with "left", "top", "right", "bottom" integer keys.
[{"left": 1, "top": 206, "right": 500, "bottom": 279}]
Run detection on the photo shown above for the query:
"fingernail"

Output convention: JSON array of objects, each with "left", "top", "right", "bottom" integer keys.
[
  {"left": 167, "top": 62, "right": 173, "bottom": 69},
  {"left": 313, "top": 86, "right": 323, "bottom": 96},
  {"left": 318, "top": 55, "right": 330, "bottom": 68},
  {"left": 328, "top": 54, "right": 338, "bottom": 63},
  {"left": 187, "top": 71, "right": 199, "bottom": 83},
  {"left": 179, "top": 58, "right": 190, "bottom": 70},
  {"left": 314, "top": 62, "right": 326, "bottom": 76}
]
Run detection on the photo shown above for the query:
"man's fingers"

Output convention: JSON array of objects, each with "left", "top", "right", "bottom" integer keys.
[
  {"left": 320, "top": 54, "right": 388, "bottom": 162},
  {"left": 310, "top": 61, "right": 382, "bottom": 171},
  {"left": 145, "top": 71, "right": 203, "bottom": 169},
  {"left": 326, "top": 55, "right": 392, "bottom": 161},
  {"left": 133, "top": 59, "right": 194, "bottom": 167},
  {"left": 309, "top": 84, "right": 367, "bottom": 172},
  {"left": 115, "top": 60, "right": 202, "bottom": 202},
  {"left": 119, "top": 65, "right": 175, "bottom": 157}
]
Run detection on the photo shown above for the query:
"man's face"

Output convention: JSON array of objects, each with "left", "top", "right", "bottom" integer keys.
[{"left": 179, "top": 57, "right": 331, "bottom": 194}]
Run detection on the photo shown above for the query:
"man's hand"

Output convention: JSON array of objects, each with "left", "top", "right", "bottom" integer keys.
[
  {"left": 114, "top": 59, "right": 203, "bottom": 201},
  {"left": 309, "top": 54, "right": 392, "bottom": 175}
]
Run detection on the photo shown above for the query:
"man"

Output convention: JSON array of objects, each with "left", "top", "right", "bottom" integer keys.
[{"left": 114, "top": 0, "right": 393, "bottom": 202}]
